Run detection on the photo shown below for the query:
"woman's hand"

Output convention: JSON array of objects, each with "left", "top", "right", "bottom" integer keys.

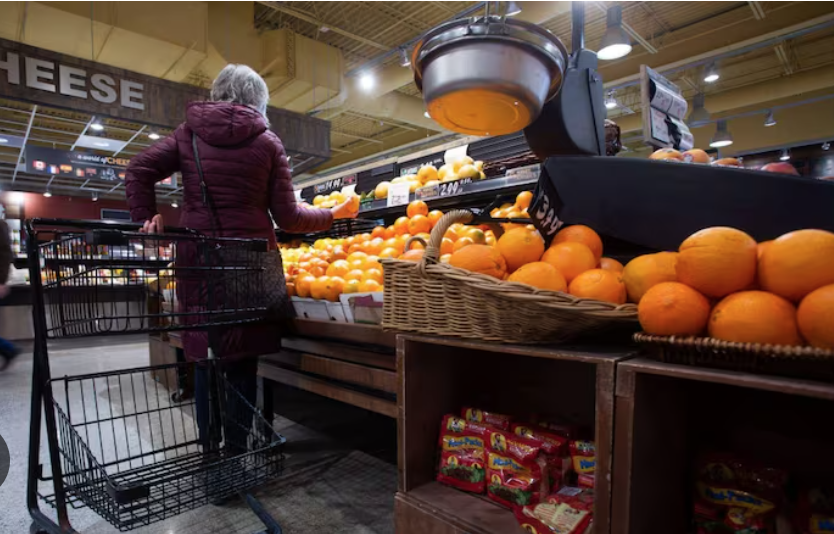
[
  {"left": 140, "top": 214, "right": 165, "bottom": 234},
  {"left": 331, "top": 196, "right": 359, "bottom": 220}
]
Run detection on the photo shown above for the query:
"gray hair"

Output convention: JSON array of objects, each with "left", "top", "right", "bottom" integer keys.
[{"left": 210, "top": 64, "right": 270, "bottom": 121}]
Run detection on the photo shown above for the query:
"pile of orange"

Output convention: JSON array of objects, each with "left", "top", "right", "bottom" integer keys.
[{"left": 633, "top": 226, "right": 834, "bottom": 349}]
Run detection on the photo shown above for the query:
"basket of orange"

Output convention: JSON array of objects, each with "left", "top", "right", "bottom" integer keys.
[
  {"left": 380, "top": 198, "right": 638, "bottom": 344},
  {"left": 631, "top": 227, "right": 834, "bottom": 381}
]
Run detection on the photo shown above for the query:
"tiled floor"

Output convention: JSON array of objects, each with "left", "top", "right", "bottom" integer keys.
[{"left": 0, "top": 338, "right": 396, "bottom": 534}]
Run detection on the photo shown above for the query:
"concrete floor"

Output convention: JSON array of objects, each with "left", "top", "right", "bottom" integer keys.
[{"left": 0, "top": 337, "right": 397, "bottom": 534}]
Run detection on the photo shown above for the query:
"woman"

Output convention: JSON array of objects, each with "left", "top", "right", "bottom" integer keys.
[{"left": 126, "top": 64, "right": 354, "bottom": 452}]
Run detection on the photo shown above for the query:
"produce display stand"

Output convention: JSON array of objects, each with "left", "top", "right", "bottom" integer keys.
[
  {"left": 611, "top": 358, "right": 834, "bottom": 534},
  {"left": 395, "top": 334, "right": 635, "bottom": 534},
  {"left": 257, "top": 318, "right": 399, "bottom": 418}
]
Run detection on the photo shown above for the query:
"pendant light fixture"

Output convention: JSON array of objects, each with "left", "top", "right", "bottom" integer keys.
[
  {"left": 597, "top": 6, "right": 632, "bottom": 60},
  {"left": 764, "top": 110, "right": 776, "bottom": 127},
  {"left": 505, "top": 1, "right": 522, "bottom": 17},
  {"left": 604, "top": 91, "right": 617, "bottom": 110},
  {"left": 399, "top": 48, "right": 411, "bottom": 68},
  {"left": 703, "top": 63, "right": 720, "bottom": 83},
  {"left": 687, "top": 93, "right": 710, "bottom": 126},
  {"left": 779, "top": 149, "right": 790, "bottom": 161},
  {"left": 710, "top": 120, "right": 733, "bottom": 148}
]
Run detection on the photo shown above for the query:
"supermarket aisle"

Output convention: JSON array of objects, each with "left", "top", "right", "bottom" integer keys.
[{"left": 0, "top": 338, "right": 396, "bottom": 534}]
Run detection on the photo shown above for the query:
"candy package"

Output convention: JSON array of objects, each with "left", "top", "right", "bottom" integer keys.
[
  {"left": 486, "top": 429, "right": 551, "bottom": 509},
  {"left": 436, "top": 414, "right": 488, "bottom": 493},
  {"left": 513, "top": 423, "right": 572, "bottom": 491},
  {"left": 462, "top": 407, "right": 512, "bottom": 430},
  {"left": 569, "top": 441, "right": 596, "bottom": 477},
  {"left": 693, "top": 453, "right": 787, "bottom": 534},
  {"left": 514, "top": 487, "right": 594, "bottom": 534},
  {"left": 793, "top": 486, "right": 834, "bottom": 534}
]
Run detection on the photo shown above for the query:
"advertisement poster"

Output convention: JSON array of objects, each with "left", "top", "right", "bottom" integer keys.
[{"left": 24, "top": 145, "right": 176, "bottom": 186}]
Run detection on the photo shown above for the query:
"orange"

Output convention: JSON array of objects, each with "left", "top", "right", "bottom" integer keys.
[
  {"left": 440, "top": 253, "right": 452, "bottom": 264},
  {"left": 358, "top": 279, "right": 382, "bottom": 292},
  {"left": 348, "top": 259, "right": 365, "bottom": 271},
  {"left": 758, "top": 229, "right": 834, "bottom": 302},
  {"left": 507, "top": 262, "right": 567, "bottom": 292},
  {"left": 295, "top": 273, "right": 315, "bottom": 298},
  {"left": 384, "top": 225, "right": 397, "bottom": 239},
  {"left": 552, "top": 225, "right": 603, "bottom": 261},
  {"left": 449, "top": 244, "right": 507, "bottom": 279},
  {"left": 308, "top": 265, "right": 325, "bottom": 278},
  {"left": 445, "top": 227, "right": 461, "bottom": 242},
  {"left": 569, "top": 269, "right": 627, "bottom": 304},
  {"left": 599, "top": 257, "right": 624, "bottom": 273},
  {"left": 497, "top": 227, "right": 545, "bottom": 273},
  {"left": 379, "top": 247, "right": 399, "bottom": 259},
  {"left": 427, "top": 210, "right": 444, "bottom": 228},
  {"left": 440, "top": 237, "right": 455, "bottom": 255},
  {"left": 347, "top": 243, "right": 363, "bottom": 254},
  {"left": 363, "top": 257, "right": 382, "bottom": 271},
  {"left": 286, "top": 282, "right": 296, "bottom": 297},
  {"left": 408, "top": 215, "right": 432, "bottom": 235},
  {"left": 323, "top": 276, "right": 345, "bottom": 302},
  {"left": 638, "top": 282, "right": 711, "bottom": 336},
  {"left": 407, "top": 200, "right": 429, "bottom": 218},
  {"left": 345, "top": 269, "right": 365, "bottom": 282},
  {"left": 383, "top": 238, "right": 403, "bottom": 254},
  {"left": 326, "top": 259, "right": 350, "bottom": 278},
  {"left": 399, "top": 249, "right": 425, "bottom": 262},
  {"left": 516, "top": 190, "right": 533, "bottom": 210},
  {"left": 347, "top": 251, "right": 368, "bottom": 263},
  {"left": 366, "top": 237, "right": 384, "bottom": 256},
  {"left": 541, "top": 242, "right": 596, "bottom": 283},
  {"left": 361, "top": 268, "right": 384, "bottom": 284},
  {"left": 453, "top": 237, "right": 474, "bottom": 252},
  {"left": 757, "top": 240, "right": 772, "bottom": 260},
  {"left": 709, "top": 291, "right": 801, "bottom": 346},
  {"left": 622, "top": 252, "right": 678, "bottom": 303},
  {"left": 343, "top": 279, "right": 361, "bottom": 294},
  {"left": 371, "top": 226, "right": 386, "bottom": 239},
  {"left": 797, "top": 284, "right": 834, "bottom": 349},
  {"left": 677, "top": 227, "right": 757, "bottom": 298},
  {"left": 468, "top": 228, "right": 487, "bottom": 245},
  {"left": 394, "top": 216, "right": 410, "bottom": 236},
  {"left": 310, "top": 276, "right": 330, "bottom": 300}
]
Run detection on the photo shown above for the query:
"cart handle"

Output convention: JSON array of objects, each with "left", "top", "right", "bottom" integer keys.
[{"left": 26, "top": 218, "right": 193, "bottom": 235}]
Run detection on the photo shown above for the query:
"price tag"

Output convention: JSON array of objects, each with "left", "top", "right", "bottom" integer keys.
[
  {"left": 437, "top": 177, "right": 473, "bottom": 198},
  {"left": 416, "top": 183, "right": 439, "bottom": 200},
  {"left": 505, "top": 164, "right": 541, "bottom": 182},
  {"left": 387, "top": 181, "right": 411, "bottom": 207},
  {"left": 528, "top": 169, "right": 564, "bottom": 247}
]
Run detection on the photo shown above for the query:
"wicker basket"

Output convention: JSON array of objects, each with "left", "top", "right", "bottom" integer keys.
[
  {"left": 381, "top": 210, "right": 638, "bottom": 344},
  {"left": 635, "top": 332, "right": 834, "bottom": 382}
]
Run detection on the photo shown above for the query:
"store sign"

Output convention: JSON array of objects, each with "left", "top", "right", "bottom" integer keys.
[
  {"left": 0, "top": 51, "right": 144, "bottom": 110},
  {"left": 386, "top": 181, "right": 411, "bottom": 207},
  {"left": 26, "top": 145, "right": 128, "bottom": 181},
  {"left": 313, "top": 174, "right": 356, "bottom": 194},
  {"left": 640, "top": 65, "right": 693, "bottom": 151},
  {"left": 528, "top": 168, "right": 564, "bottom": 247}
]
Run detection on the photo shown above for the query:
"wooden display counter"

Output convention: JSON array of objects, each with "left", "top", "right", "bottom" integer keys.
[
  {"left": 257, "top": 319, "right": 398, "bottom": 418},
  {"left": 395, "top": 335, "right": 635, "bottom": 534},
  {"left": 612, "top": 358, "right": 834, "bottom": 534}
]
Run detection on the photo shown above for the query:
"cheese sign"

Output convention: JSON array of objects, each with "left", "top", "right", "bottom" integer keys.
[{"left": 528, "top": 169, "right": 564, "bottom": 247}]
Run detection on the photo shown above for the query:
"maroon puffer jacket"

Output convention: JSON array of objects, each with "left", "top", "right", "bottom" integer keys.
[{"left": 126, "top": 101, "right": 333, "bottom": 361}]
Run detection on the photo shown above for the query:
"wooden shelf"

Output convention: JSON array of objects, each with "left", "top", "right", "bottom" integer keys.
[{"left": 395, "top": 483, "right": 521, "bottom": 534}]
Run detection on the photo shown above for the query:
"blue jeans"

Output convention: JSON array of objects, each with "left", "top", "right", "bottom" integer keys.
[
  {"left": 194, "top": 358, "right": 258, "bottom": 456},
  {"left": 0, "top": 337, "right": 16, "bottom": 355}
]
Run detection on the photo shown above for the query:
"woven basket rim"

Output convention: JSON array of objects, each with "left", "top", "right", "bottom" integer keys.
[{"left": 634, "top": 332, "right": 834, "bottom": 359}]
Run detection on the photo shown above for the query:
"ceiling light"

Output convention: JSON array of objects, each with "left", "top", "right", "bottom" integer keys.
[
  {"left": 93, "top": 141, "right": 110, "bottom": 147},
  {"left": 358, "top": 73, "right": 375, "bottom": 92},
  {"left": 597, "top": 6, "right": 632, "bottom": 61},
  {"left": 92, "top": 192, "right": 99, "bottom": 202},
  {"left": 399, "top": 48, "right": 411, "bottom": 68},
  {"left": 764, "top": 110, "right": 776, "bottom": 127},
  {"left": 823, "top": 142, "right": 831, "bottom": 151},
  {"left": 505, "top": 1, "right": 522, "bottom": 16},
  {"left": 148, "top": 132, "right": 161, "bottom": 140},
  {"left": 43, "top": 190, "right": 52, "bottom": 198},
  {"left": 0, "top": 137, "right": 8, "bottom": 144},
  {"left": 319, "top": 26, "right": 330, "bottom": 33},
  {"left": 703, "top": 63, "right": 720, "bottom": 83},
  {"left": 687, "top": 93, "right": 710, "bottom": 126},
  {"left": 8, "top": 192, "right": 25, "bottom": 205},
  {"left": 424, "top": 111, "right": 431, "bottom": 119},
  {"left": 779, "top": 148, "right": 790, "bottom": 161},
  {"left": 171, "top": 201, "right": 179, "bottom": 208},
  {"left": 709, "top": 120, "right": 733, "bottom": 148},
  {"left": 604, "top": 92, "right": 617, "bottom": 110},
  {"left": 90, "top": 121, "right": 104, "bottom": 131}
]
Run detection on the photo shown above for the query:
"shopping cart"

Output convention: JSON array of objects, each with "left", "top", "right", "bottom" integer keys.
[{"left": 25, "top": 219, "right": 286, "bottom": 534}]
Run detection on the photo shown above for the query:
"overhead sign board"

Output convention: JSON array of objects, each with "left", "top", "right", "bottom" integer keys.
[{"left": 25, "top": 145, "right": 176, "bottom": 186}]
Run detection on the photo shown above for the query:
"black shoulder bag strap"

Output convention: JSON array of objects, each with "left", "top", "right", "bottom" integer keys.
[{"left": 191, "top": 132, "right": 222, "bottom": 238}]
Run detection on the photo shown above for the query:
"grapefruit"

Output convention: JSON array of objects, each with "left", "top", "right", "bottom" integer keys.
[{"left": 677, "top": 227, "right": 757, "bottom": 298}]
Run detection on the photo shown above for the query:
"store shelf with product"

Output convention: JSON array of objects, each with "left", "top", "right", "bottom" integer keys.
[
  {"left": 612, "top": 358, "right": 834, "bottom": 534},
  {"left": 396, "top": 335, "right": 635, "bottom": 534}
]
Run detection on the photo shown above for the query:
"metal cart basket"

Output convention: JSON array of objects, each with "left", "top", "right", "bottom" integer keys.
[{"left": 25, "top": 219, "right": 285, "bottom": 534}]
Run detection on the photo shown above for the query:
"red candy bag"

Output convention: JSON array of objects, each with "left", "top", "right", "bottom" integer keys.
[
  {"left": 569, "top": 441, "right": 596, "bottom": 477},
  {"left": 486, "top": 429, "right": 550, "bottom": 509},
  {"left": 514, "top": 423, "right": 571, "bottom": 491},
  {"left": 462, "top": 407, "right": 511, "bottom": 430},
  {"left": 436, "top": 414, "right": 488, "bottom": 493},
  {"left": 793, "top": 486, "right": 834, "bottom": 534}
]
